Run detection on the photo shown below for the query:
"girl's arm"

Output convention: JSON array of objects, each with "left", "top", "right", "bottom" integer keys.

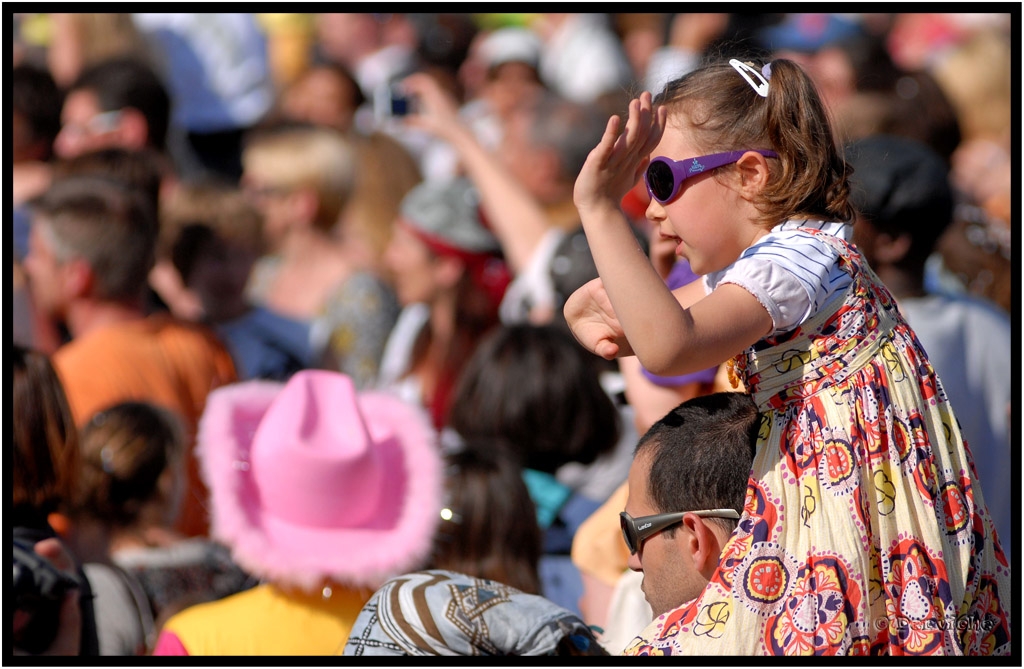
[
  {"left": 565, "top": 274, "right": 771, "bottom": 376},
  {"left": 568, "top": 93, "right": 772, "bottom": 375}
]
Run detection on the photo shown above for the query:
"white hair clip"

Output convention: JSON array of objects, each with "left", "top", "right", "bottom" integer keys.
[{"left": 729, "top": 58, "right": 770, "bottom": 97}]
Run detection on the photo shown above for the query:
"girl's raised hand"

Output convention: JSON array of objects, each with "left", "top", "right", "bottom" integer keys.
[
  {"left": 573, "top": 91, "right": 666, "bottom": 217},
  {"left": 563, "top": 277, "right": 634, "bottom": 360}
]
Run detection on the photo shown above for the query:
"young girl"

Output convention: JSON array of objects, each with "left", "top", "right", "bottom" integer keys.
[{"left": 564, "top": 58, "right": 1010, "bottom": 656}]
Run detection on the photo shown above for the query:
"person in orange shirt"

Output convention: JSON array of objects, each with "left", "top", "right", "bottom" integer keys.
[{"left": 23, "top": 175, "right": 237, "bottom": 537}]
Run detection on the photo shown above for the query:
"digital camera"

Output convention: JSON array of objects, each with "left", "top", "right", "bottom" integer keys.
[
  {"left": 374, "top": 82, "right": 413, "bottom": 121},
  {"left": 12, "top": 534, "right": 82, "bottom": 654}
]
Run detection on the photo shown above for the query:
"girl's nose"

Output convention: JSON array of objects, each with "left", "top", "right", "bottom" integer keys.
[{"left": 645, "top": 196, "right": 665, "bottom": 225}]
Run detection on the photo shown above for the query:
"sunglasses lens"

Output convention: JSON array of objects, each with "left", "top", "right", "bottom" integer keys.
[
  {"left": 646, "top": 160, "right": 676, "bottom": 203},
  {"left": 620, "top": 515, "right": 636, "bottom": 554}
]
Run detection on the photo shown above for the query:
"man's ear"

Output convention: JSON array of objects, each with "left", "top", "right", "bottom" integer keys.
[
  {"left": 681, "top": 513, "right": 725, "bottom": 576},
  {"left": 115, "top": 107, "right": 151, "bottom": 151},
  {"left": 872, "top": 231, "right": 913, "bottom": 264},
  {"left": 734, "top": 150, "right": 772, "bottom": 200},
  {"left": 63, "top": 256, "right": 95, "bottom": 299}
]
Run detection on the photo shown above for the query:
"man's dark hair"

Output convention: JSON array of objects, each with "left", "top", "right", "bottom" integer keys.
[
  {"left": 846, "top": 134, "right": 954, "bottom": 264},
  {"left": 70, "top": 57, "right": 171, "bottom": 151},
  {"left": 52, "top": 147, "right": 168, "bottom": 215},
  {"left": 32, "top": 176, "right": 158, "bottom": 303},
  {"left": 635, "top": 392, "right": 759, "bottom": 533},
  {"left": 449, "top": 323, "right": 620, "bottom": 474},
  {"left": 12, "top": 64, "right": 63, "bottom": 158}
]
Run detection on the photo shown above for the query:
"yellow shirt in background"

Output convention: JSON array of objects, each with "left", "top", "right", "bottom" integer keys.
[{"left": 156, "top": 583, "right": 369, "bottom": 656}]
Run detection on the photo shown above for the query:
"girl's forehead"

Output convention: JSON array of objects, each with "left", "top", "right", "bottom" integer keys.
[{"left": 653, "top": 119, "right": 700, "bottom": 157}]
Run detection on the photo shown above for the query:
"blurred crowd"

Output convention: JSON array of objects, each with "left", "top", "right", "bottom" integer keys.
[{"left": 11, "top": 12, "right": 1014, "bottom": 657}]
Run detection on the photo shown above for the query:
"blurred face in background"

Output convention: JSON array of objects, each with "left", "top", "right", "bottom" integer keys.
[
  {"left": 54, "top": 89, "right": 122, "bottom": 159},
  {"left": 482, "top": 61, "right": 543, "bottom": 122},
  {"left": 315, "top": 13, "right": 382, "bottom": 67},
  {"left": 242, "top": 178, "right": 296, "bottom": 252},
  {"left": 383, "top": 222, "right": 446, "bottom": 306},
  {"left": 23, "top": 218, "right": 73, "bottom": 322},
  {"left": 185, "top": 237, "right": 258, "bottom": 320},
  {"left": 281, "top": 66, "right": 361, "bottom": 133},
  {"left": 498, "top": 108, "right": 545, "bottom": 198}
]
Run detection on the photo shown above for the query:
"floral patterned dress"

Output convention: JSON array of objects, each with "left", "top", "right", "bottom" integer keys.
[{"left": 625, "top": 230, "right": 1011, "bottom": 656}]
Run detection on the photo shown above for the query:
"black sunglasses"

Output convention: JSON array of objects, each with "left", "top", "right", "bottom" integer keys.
[
  {"left": 644, "top": 149, "right": 778, "bottom": 204},
  {"left": 620, "top": 508, "right": 741, "bottom": 555}
]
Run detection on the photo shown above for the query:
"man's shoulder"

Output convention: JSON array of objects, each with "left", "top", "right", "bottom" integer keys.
[
  {"left": 61, "top": 313, "right": 222, "bottom": 344},
  {"left": 136, "top": 314, "right": 237, "bottom": 359},
  {"left": 56, "top": 314, "right": 236, "bottom": 378}
]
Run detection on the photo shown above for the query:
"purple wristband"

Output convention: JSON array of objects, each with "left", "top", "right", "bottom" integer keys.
[
  {"left": 640, "top": 259, "right": 717, "bottom": 387},
  {"left": 641, "top": 366, "right": 718, "bottom": 388}
]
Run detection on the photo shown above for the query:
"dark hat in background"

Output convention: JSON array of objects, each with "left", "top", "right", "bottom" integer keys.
[
  {"left": 549, "top": 225, "right": 649, "bottom": 309},
  {"left": 757, "top": 13, "right": 864, "bottom": 53},
  {"left": 549, "top": 228, "right": 598, "bottom": 309},
  {"left": 400, "top": 177, "right": 502, "bottom": 256},
  {"left": 846, "top": 134, "right": 954, "bottom": 248}
]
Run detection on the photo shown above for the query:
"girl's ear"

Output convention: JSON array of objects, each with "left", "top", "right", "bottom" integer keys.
[
  {"left": 872, "top": 231, "right": 913, "bottom": 264},
  {"left": 734, "top": 150, "right": 772, "bottom": 201}
]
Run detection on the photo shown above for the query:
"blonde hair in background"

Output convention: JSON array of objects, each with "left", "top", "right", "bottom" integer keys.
[
  {"left": 932, "top": 28, "right": 1012, "bottom": 143},
  {"left": 341, "top": 131, "right": 423, "bottom": 267},
  {"left": 242, "top": 126, "right": 358, "bottom": 232}
]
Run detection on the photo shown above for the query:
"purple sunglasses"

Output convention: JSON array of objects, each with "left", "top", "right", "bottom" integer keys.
[{"left": 645, "top": 149, "right": 778, "bottom": 204}]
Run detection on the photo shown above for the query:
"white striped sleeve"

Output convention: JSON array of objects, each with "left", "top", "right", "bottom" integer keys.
[{"left": 703, "top": 229, "right": 851, "bottom": 336}]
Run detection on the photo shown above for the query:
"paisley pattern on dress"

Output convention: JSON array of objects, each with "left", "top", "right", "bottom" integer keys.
[{"left": 627, "top": 230, "right": 1011, "bottom": 656}]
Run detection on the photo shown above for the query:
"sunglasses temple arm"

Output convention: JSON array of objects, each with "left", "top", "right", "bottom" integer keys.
[
  {"left": 693, "top": 508, "right": 741, "bottom": 520},
  {"left": 644, "top": 513, "right": 689, "bottom": 537}
]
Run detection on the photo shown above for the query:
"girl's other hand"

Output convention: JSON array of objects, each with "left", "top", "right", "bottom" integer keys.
[
  {"left": 574, "top": 91, "right": 665, "bottom": 217},
  {"left": 563, "top": 278, "right": 634, "bottom": 359}
]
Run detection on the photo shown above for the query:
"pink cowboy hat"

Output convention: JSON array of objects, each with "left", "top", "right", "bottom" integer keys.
[{"left": 197, "top": 370, "right": 443, "bottom": 591}]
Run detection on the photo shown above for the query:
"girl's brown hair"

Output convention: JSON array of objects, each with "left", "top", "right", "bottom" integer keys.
[
  {"left": 13, "top": 345, "right": 80, "bottom": 517},
  {"left": 74, "top": 401, "right": 186, "bottom": 526},
  {"left": 430, "top": 445, "right": 542, "bottom": 594},
  {"left": 655, "top": 58, "right": 854, "bottom": 226}
]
